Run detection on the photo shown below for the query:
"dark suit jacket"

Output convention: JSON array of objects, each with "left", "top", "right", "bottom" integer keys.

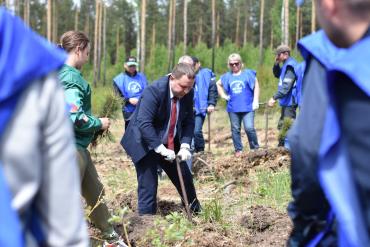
[{"left": 121, "top": 75, "right": 194, "bottom": 163}]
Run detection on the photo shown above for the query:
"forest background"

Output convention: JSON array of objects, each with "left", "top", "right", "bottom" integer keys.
[{"left": 2, "top": 0, "right": 318, "bottom": 111}]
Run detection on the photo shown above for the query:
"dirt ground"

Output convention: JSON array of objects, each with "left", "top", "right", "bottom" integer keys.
[{"left": 88, "top": 110, "right": 292, "bottom": 246}]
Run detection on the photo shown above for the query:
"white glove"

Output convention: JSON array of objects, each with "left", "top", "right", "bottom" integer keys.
[
  {"left": 222, "top": 95, "right": 230, "bottom": 101},
  {"left": 154, "top": 144, "right": 176, "bottom": 161},
  {"left": 177, "top": 143, "right": 192, "bottom": 161},
  {"left": 252, "top": 100, "right": 259, "bottom": 111}
]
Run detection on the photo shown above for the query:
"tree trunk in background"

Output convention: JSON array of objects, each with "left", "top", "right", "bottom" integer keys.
[
  {"left": 14, "top": 0, "right": 19, "bottom": 15},
  {"left": 97, "top": 1, "right": 103, "bottom": 81},
  {"left": 103, "top": 4, "right": 107, "bottom": 85},
  {"left": 183, "top": 0, "right": 188, "bottom": 54},
  {"left": 167, "top": 0, "right": 173, "bottom": 71},
  {"left": 93, "top": 0, "right": 99, "bottom": 87},
  {"left": 171, "top": 0, "right": 176, "bottom": 67},
  {"left": 85, "top": 13, "right": 90, "bottom": 37},
  {"left": 295, "top": 7, "right": 300, "bottom": 47},
  {"left": 116, "top": 25, "right": 119, "bottom": 64},
  {"left": 311, "top": 0, "right": 316, "bottom": 33},
  {"left": 75, "top": 6, "right": 79, "bottom": 30},
  {"left": 270, "top": 24, "right": 273, "bottom": 48},
  {"left": 243, "top": 0, "right": 248, "bottom": 47},
  {"left": 211, "top": 0, "right": 215, "bottom": 71},
  {"left": 259, "top": 0, "right": 264, "bottom": 65},
  {"left": 150, "top": 23, "right": 156, "bottom": 64},
  {"left": 47, "top": 0, "right": 52, "bottom": 41},
  {"left": 283, "top": 0, "right": 289, "bottom": 45},
  {"left": 24, "top": 0, "right": 30, "bottom": 26},
  {"left": 197, "top": 16, "right": 203, "bottom": 44},
  {"left": 52, "top": 0, "right": 57, "bottom": 42},
  {"left": 140, "top": 0, "right": 146, "bottom": 72},
  {"left": 216, "top": 12, "right": 220, "bottom": 48},
  {"left": 235, "top": 7, "right": 240, "bottom": 47}
]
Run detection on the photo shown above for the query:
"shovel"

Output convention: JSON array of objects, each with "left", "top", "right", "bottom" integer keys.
[{"left": 176, "top": 157, "right": 192, "bottom": 221}]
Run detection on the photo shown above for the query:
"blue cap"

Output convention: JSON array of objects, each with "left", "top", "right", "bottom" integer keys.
[{"left": 296, "top": 0, "right": 305, "bottom": 6}]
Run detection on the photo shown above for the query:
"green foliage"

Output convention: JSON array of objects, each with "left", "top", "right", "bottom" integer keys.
[
  {"left": 199, "top": 199, "right": 223, "bottom": 223},
  {"left": 248, "top": 168, "right": 291, "bottom": 211},
  {"left": 278, "top": 118, "right": 294, "bottom": 144},
  {"left": 148, "top": 212, "right": 192, "bottom": 247}
]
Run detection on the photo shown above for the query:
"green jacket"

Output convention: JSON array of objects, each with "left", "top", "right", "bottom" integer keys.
[{"left": 58, "top": 64, "right": 101, "bottom": 149}]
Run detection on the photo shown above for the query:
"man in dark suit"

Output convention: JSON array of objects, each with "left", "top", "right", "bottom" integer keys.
[{"left": 121, "top": 63, "right": 201, "bottom": 215}]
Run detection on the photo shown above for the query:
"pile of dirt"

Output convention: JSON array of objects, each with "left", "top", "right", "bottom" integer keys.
[
  {"left": 240, "top": 205, "right": 292, "bottom": 246},
  {"left": 187, "top": 223, "right": 248, "bottom": 247},
  {"left": 123, "top": 212, "right": 158, "bottom": 247},
  {"left": 193, "top": 148, "right": 290, "bottom": 179}
]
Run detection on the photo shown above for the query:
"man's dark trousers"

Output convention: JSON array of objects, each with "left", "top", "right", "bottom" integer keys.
[{"left": 135, "top": 150, "right": 200, "bottom": 214}]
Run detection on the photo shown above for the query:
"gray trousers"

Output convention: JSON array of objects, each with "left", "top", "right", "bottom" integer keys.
[{"left": 77, "top": 148, "right": 113, "bottom": 234}]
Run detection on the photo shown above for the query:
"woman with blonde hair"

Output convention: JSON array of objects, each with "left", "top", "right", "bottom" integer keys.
[{"left": 216, "top": 53, "right": 260, "bottom": 156}]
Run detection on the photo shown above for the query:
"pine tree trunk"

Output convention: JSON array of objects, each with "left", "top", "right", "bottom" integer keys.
[
  {"left": 47, "top": 0, "right": 52, "bottom": 41},
  {"left": 283, "top": 0, "right": 289, "bottom": 45},
  {"left": 216, "top": 12, "right": 220, "bottom": 48},
  {"left": 24, "top": 0, "right": 30, "bottom": 26},
  {"left": 97, "top": 1, "right": 103, "bottom": 81},
  {"left": 103, "top": 4, "right": 107, "bottom": 85},
  {"left": 296, "top": 6, "right": 300, "bottom": 47},
  {"left": 85, "top": 13, "right": 90, "bottom": 37},
  {"left": 116, "top": 25, "right": 119, "bottom": 64},
  {"left": 93, "top": 0, "right": 100, "bottom": 87},
  {"left": 183, "top": 0, "right": 188, "bottom": 54},
  {"left": 243, "top": 0, "right": 248, "bottom": 47},
  {"left": 171, "top": 0, "right": 176, "bottom": 67},
  {"left": 259, "top": 0, "right": 265, "bottom": 65},
  {"left": 52, "top": 0, "right": 57, "bottom": 42},
  {"left": 197, "top": 16, "right": 203, "bottom": 44},
  {"left": 235, "top": 7, "right": 240, "bottom": 47},
  {"left": 211, "top": 0, "right": 216, "bottom": 71},
  {"left": 311, "top": 0, "right": 316, "bottom": 33},
  {"left": 150, "top": 23, "right": 156, "bottom": 65},
  {"left": 167, "top": 0, "right": 173, "bottom": 71},
  {"left": 75, "top": 7, "right": 79, "bottom": 31},
  {"left": 140, "top": 0, "right": 146, "bottom": 72}
]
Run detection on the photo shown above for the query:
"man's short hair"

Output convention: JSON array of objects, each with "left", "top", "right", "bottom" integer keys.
[
  {"left": 275, "top": 44, "right": 291, "bottom": 55},
  {"left": 171, "top": 63, "right": 195, "bottom": 80},
  {"left": 191, "top": 56, "right": 199, "bottom": 64},
  {"left": 178, "top": 55, "right": 194, "bottom": 66}
]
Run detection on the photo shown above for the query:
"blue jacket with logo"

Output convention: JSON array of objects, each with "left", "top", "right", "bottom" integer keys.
[
  {"left": 221, "top": 69, "right": 256, "bottom": 113},
  {"left": 113, "top": 72, "right": 147, "bottom": 113}
]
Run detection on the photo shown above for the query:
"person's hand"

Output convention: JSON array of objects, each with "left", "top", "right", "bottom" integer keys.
[
  {"left": 128, "top": 98, "right": 139, "bottom": 105},
  {"left": 268, "top": 98, "right": 276, "bottom": 107},
  {"left": 222, "top": 95, "right": 230, "bottom": 101},
  {"left": 207, "top": 105, "right": 215, "bottom": 113},
  {"left": 154, "top": 144, "right": 176, "bottom": 161},
  {"left": 275, "top": 55, "right": 280, "bottom": 64},
  {"left": 177, "top": 144, "right": 192, "bottom": 161},
  {"left": 252, "top": 100, "right": 259, "bottom": 111},
  {"left": 99, "top": 117, "right": 111, "bottom": 130}
]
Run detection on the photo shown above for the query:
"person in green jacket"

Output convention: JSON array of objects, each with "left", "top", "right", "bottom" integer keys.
[{"left": 58, "top": 31, "right": 127, "bottom": 246}]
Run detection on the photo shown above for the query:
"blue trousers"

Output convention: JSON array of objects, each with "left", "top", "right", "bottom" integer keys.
[
  {"left": 193, "top": 114, "right": 206, "bottom": 152},
  {"left": 228, "top": 111, "right": 259, "bottom": 151},
  {"left": 134, "top": 151, "right": 201, "bottom": 215}
]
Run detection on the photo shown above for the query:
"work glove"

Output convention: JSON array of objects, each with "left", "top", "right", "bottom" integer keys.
[
  {"left": 252, "top": 100, "right": 259, "bottom": 111},
  {"left": 177, "top": 143, "right": 192, "bottom": 161},
  {"left": 154, "top": 144, "right": 176, "bottom": 162},
  {"left": 222, "top": 95, "right": 230, "bottom": 101}
]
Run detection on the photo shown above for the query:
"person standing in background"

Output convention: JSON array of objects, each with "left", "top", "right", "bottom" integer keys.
[{"left": 113, "top": 56, "right": 148, "bottom": 129}]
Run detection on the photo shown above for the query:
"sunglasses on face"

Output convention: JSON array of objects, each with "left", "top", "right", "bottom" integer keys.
[{"left": 229, "top": 62, "right": 240, "bottom": 67}]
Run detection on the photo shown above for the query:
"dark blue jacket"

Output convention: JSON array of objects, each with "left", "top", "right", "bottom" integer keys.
[
  {"left": 121, "top": 75, "right": 194, "bottom": 163},
  {"left": 278, "top": 57, "right": 298, "bottom": 107}
]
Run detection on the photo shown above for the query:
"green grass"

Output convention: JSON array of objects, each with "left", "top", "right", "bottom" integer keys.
[{"left": 247, "top": 168, "right": 291, "bottom": 211}]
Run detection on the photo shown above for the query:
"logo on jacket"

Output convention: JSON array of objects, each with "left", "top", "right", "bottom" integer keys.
[
  {"left": 128, "top": 81, "right": 142, "bottom": 93},
  {"left": 230, "top": 80, "right": 245, "bottom": 94}
]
